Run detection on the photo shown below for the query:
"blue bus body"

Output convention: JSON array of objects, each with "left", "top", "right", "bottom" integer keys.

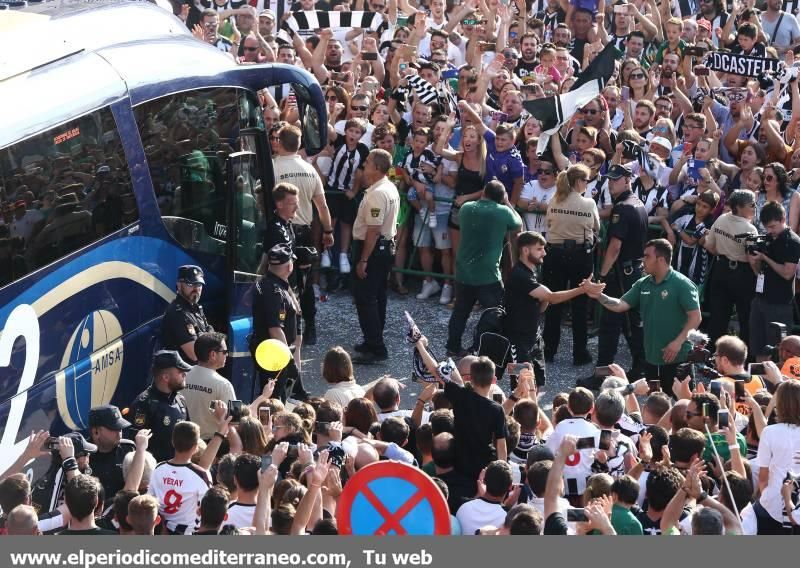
[{"left": 0, "top": 0, "right": 327, "bottom": 477}]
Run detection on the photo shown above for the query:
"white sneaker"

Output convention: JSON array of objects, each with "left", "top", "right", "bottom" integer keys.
[
  {"left": 439, "top": 283, "right": 454, "bottom": 305},
  {"left": 428, "top": 214, "right": 437, "bottom": 228},
  {"left": 416, "top": 280, "right": 441, "bottom": 300},
  {"left": 339, "top": 253, "right": 351, "bottom": 274},
  {"left": 313, "top": 284, "right": 321, "bottom": 300},
  {"left": 320, "top": 250, "right": 331, "bottom": 268}
]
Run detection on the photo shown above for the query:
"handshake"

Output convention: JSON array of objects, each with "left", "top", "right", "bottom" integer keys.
[{"left": 579, "top": 277, "right": 606, "bottom": 299}]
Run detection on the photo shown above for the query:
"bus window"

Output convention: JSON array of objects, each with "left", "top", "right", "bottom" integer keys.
[
  {"left": 135, "top": 88, "right": 269, "bottom": 262},
  {"left": 0, "top": 106, "right": 137, "bottom": 286}
]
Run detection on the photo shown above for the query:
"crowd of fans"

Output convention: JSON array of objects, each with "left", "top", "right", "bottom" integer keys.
[{"left": 5, "top": 0, "right": 800, "bottom": 537}]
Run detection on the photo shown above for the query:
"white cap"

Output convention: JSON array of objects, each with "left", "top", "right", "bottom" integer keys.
[{"left": 650, "top": 136, "right": 672, "bottom": 152}]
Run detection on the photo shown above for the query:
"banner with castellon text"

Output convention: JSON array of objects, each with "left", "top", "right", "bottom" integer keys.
[{"left": 703, "top": 52, "right": 780, "bottom": 77}]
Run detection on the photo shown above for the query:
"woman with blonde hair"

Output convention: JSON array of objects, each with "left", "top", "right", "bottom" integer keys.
[{"left": 542, "top": 164, "right": 600, "bottom": 365}]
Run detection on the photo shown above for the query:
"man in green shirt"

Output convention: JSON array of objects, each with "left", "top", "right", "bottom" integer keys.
[
  {"left": 584, "top": 238, "right": 702, "bottom": 392},
  {"left": 446, "top": 180, "right": 522, "bottom": 356}
]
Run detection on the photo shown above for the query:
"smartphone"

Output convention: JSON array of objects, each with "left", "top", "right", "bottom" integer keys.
[
  {"left": 621, "top": 86, "right": 630, "bottom": 102},
  {"left": 479, "top": 42, "right": 496, "bottom": 52},
  {"left": 576, "top": 436, "right": 596, "bottom": 450},
  {"left": 491, "top": 111, "right": 508, "bottom": 122},
  {"left": 399, "top": 63, "right": 408, "bottom": 71},
  {"left": 44, "top": 437, "right": 60, "bottom": 452},
  {"left": 492, "top": 393, "right": 504, "bottom": 404},
  {"left": 363, "top": 52, "right": 378, "bottom": 61},
  {"left": 734, "top": 379, "right": 746, "bottom": 402},
  {"left": 648, "top": 380, "right": 662, "bottom": 393},
  {"left": 258, "top": 406, "right": 270, "bottom": 426},
  {"left": 567, "top": 508, "right": 588, "bottom": 522},
  {"left": 507, "top": 362, "right": 532, "bottom": 376},
  {"left": 227, "top": 400, "right": 244, "bottom": 422},
  {"left": 594, "top": 366, "right": 612, "bottom": 379},
  {"left": 683, "top": 141, "right": 696, "bottom": 155},
  {"left": 330, "top": 71, "right": 347, "bottom": 81},
  {"left": 695, "top": 67, "right": 710, "bottom": 76},
  {"left": 702, "top": 402, "right": 710, "bottom": 417},
  {"left": 599, "top": 430, "right": 613, "bottom": 451},
  {"left": 718, "top": 409, "right": 730, "bottom": 429},
  {"left": 397, "top": 15, "right": 409, "bottom": 27},
  {"left": 709, "top": 379, "right": 723, "bottom": 399},
  {"left": 685, "top": 46, "right": 708, "bottom": 57},
  {"left": 613, "top": 5, "right": 626, "bottom": 13},
  {"left": 261, "top": 454, "right": 273, "bottom": 472}
]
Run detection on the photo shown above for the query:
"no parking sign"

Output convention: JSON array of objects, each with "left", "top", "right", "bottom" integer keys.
[{"left": 337, "top": 461, "right": 451, "bottom": 535}]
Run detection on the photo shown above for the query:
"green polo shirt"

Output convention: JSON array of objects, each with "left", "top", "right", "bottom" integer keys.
[
  {"left": 456, "top": 200, "right": 522, "bottom": 286},
  {"left": 621, "top": 268, "right": 700, "bottom": 366},
  {"left": 611, "top": 503, "right": 643, "bottom": 535}
]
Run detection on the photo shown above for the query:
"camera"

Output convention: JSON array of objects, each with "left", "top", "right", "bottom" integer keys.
[
  {"left": 736, "top": 233, "right": 770, "bottom": 255},
  {"left": 763, "top": 321, "right": 788, "bottom": 362},
  {"left": 676, "top": 330, "right": 720, "bottom": 385}
]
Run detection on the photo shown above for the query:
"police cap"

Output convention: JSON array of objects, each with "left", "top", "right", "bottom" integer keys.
[
  {"left": 178, "top": 265, "right": 205, "bottom": 285},
  {"left": 267, "top": 243, "right": 297, "bottom": 265},
  {"left": 88, "top": 404, "right": 131, "bottom": 430},
  {"left": 152, "top": 350, "right": 192, "bottom": 372},
  {"left": 606, "top": 164, "right": 633, "bottom": 180}
]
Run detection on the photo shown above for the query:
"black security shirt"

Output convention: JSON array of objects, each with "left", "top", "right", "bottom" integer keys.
[{"left": 608, "top": 190, "right": 648, "bottom": 262}]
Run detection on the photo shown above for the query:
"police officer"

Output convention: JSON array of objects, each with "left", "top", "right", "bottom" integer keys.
[
  {"left": 162, "top": 265, "right": 213, "bottom": 364},
  {"left": 263, "top": 183, "right": 296, "bottom": 253},
  {"left": 591, "top": 164, "right": 648, "bottom": 383},
  {"left": 505, "top": 231, "right": 594, "bottom": 386},
  {"left": 542, "top": 164, "right": 600, "bottom": 365},
  {"left": 252, "top": 243, "right": 307, "bottom": 402},
  {"left": 128, "top": 350, "right": 191, "bottom": 463},
  {"left": 351, "top": 149, "right": 400, "bottom": 364},
  {"left": 703, "top": 189, "right": 758, "bottom": 350},
  {"left": 86, "top": 404, "right": 134, "bottom": 504}
]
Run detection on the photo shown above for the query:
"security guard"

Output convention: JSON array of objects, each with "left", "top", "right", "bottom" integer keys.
[
  {"left": 542, "top": 164, "right": 600, "bottom": 365},
  {"left": 703, "top": 190, "right": 758, "bottom": 349},
  {"left": 87, "top": 404, "right": 135, "bottom": 504},
  {"left": 351, "top": 149, "right": 400, "bottom": 364},
  {"left": 252, "top": 243, "right": 307, "bottom": 402},
  {"left": 263, "top": 183, "right": 296, "bottom": 252},
  {"left": 162, "top": 265, "right": 213, "bottom": 364},
  {"left": 127, "top": 350, "right": 191, "bottom": 463},
  {"left": 593, "top": 164, "right": 648, "bottom": 381}
]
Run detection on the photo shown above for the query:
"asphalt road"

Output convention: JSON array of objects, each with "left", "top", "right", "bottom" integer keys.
[{"left": 298, "top": 286, "right": 633, "bottom": 410}]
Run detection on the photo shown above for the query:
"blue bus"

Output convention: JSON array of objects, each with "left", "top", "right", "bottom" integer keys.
[{"left": 0, "top": 0, "right": 327, "bottom": 477}]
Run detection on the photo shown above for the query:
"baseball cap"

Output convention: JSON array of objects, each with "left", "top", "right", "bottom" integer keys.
[
  {"left": 268, "top": 243, "right": 296, "bottom": 265},
  {"left": 697, "top": 19, "right": 712, "bottom": 32},
  {"left": 650, "top": 136, "right": 673, "bottom": 153},
  {"left": 178, "top": 265, "right": 205, "bottom": 285},
  {"left": 526, "top": 445, "right": 556, "bottom": 468},
  {"left": 89, "top": 404, "right": 131, "bottom": 430},
  {"left": 152, "top": 350, "right": 192, "bottom": 372},
  {"left": 62, "top": 432, "right": 98, "bottom": 455},
  {"left": 606, "top": 164, "right": 633, "bottom": 179}
]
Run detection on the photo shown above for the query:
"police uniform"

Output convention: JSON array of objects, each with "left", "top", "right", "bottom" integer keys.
[
  {"left": 252, "top": 244, "right": 306, "bottom": 402},
  {"left": 162, "top": 265, "right": 213, "bottom": 364},
  {"left": 87, "top": 405, "right": 134, "bottom": 505},
  {"left": 127, "top": 351, "right": 191, "bottom": 464},
  {"left": 704, "top": 207, "right": 758, "bottom": 349},
  {"left": 597, "top": 166, "right": 648, "bottom": 375},
  {"left": 542, "top": 190, "right": 600, "bottom": 364},
  {"left": 351, "top": 174, "right": 400, "bottom": 362}
]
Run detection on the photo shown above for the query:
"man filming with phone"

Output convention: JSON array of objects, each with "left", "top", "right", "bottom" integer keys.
[{"left": 747, "top": 202, "right": 800, "bottom": 360}]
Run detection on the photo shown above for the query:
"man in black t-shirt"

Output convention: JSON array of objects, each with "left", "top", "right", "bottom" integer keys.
[
  {"left": 57, "top": 476, "right": 116, "bottom": 535},
  {"left": 748, "top": 201, "right": 800, "bottom": 358},
  {"left": 504, "top": 232, "right": 593, "bottom": 385}
]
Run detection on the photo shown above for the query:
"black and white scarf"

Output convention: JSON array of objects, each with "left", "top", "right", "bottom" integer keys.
[{"left": 277, "top": 10, "right": 385, "bottom": 44}]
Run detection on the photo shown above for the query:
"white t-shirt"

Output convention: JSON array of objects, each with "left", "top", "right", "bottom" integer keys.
[
  {"left": 148, "top": 462, "right": 211, "bottom": 534},
  {"left": 545, "top": 418, "right": 601, "bottom": 496},
  {"left": 455, "top": 498, "right": 507, "bottom": 535},
  {"left": 519, "top": 180, "right": 556, "bottom": 234},
  {"left": 754, "top": 423, "right": 800, "bottom": 522},
  {"left": 224, "top": 502, "right": 258, "bottom": 529}
]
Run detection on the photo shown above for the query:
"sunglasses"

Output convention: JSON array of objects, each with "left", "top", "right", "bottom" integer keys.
[
  {"left": 630, "top": 72, "right": 645, "bottom": 79},
  {"left": 326, "top": 95, "right": 339, "bottom": 101},
  {"left": 270, "top": 136, "right": 280, "bottom": 141},
  {"left": 503, "top": 52, "right": 518, "bottom": 58},
  {"left": 244, "top": 46, "right": 259, "bottom": 51},
  {"left": 351, "top": 105, "right": 368, "bottom": 111},
  {"left": 581, "top": 108, "right": 599, "bottom": 115},
  {"left": 537, "top": 169, "right": 555, "bottom": 175},
  {"left": 765, "top": 174, "right": 776, "bottom": 181}
]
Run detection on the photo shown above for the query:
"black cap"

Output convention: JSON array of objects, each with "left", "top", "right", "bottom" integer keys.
[
  {"left": 526, "top": 445, "right": 556, "bottom": 468},
  {"left": 152, "top": 350, "right": 192, "bottom": 371},
  {"left": 88, "top": 404, "right": 131, "bottom": 430},
  {"left": 606, "top": 164, "right": 633, "bottom": 180},
  {"left": 63, "top": 432, "right": 98, "bottom": 455},
  {"left": 267, "top": 243, "right": 296, "bottom": 265},
  {"left": 177, "top": 265, "right": 205, "bottom": 285}
]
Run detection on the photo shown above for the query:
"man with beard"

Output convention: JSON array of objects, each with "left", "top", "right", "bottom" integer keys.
[
  {"left": 760, "top": 0, "right": 800, "bottom": 57},
  {"left": 515, "top": 33, "right": 539, "bottom": 81},
  {"left": 128, "top": 351, "right": 192, "bottom": 463},
  {"left": 601, "top": 2, "right": 657, "bottom": 52},
  {"left": 504, "top": 231, "right": 595, "bottom": 385},
  {"left": 161, "top": 265, "right": 213, "bottom": 364},
  {"left": 195, "top": 9, "right": 233, "bottom": 52}
]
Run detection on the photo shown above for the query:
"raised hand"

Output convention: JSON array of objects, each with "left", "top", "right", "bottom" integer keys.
[{"left": 135, "top": 429, "right": 152, "bottom": 451}]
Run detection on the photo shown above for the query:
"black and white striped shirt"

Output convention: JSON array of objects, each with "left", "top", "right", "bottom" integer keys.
[{"left": 327, "top": 135, "right": 369, "bottom": 192}]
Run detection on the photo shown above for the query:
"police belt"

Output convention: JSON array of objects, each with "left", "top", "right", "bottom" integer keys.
[
  {"left": 610, "top": 258, "right": 643, "bottom": 276},
  {"left": 547, "top": 240, "right": 592, "bottom": 251},
  {"left": 716, "top": 254, "right": 747, "bottom": 270}
]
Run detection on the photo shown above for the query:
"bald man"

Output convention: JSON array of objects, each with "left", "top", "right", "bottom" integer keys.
[
  {"left": 779, "top": 335, "right": 800, "bottom": 363},
  {"left": 6, "top": 505, "right": 41, "bottom": 535}
]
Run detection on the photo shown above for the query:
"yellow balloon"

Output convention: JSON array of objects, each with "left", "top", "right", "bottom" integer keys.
[{"left": 255, "top": 339, "right": 292, "bottom": 371}]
